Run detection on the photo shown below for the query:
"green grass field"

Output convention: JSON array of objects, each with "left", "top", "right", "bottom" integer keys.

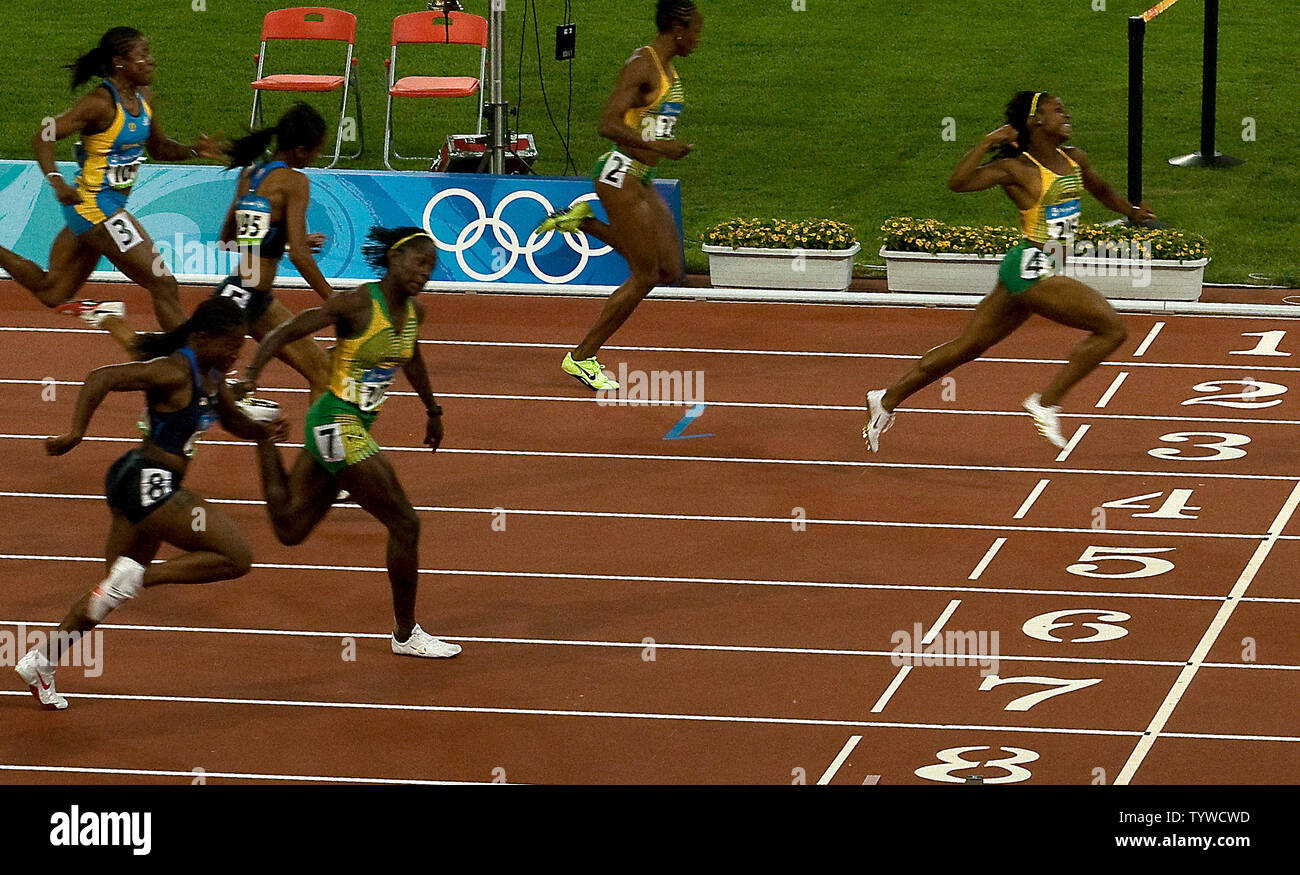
[{"left": 2, "top": 0, "right": 1296, "bottom": 283}]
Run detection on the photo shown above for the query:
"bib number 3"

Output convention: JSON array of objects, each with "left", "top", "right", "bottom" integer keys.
[{"left": 105, "top": 211, "right": 144, "bottom": 253}]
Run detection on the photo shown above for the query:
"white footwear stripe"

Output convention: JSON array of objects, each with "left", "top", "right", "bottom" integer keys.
[
  {"left": 1055, "top": 423, "right": 1090, "bottom": 463},
  {"left": 817, "top": 736, "right": 862, "bottom": 785},
  {"left": 1133, "top": 322, "right": 1165, "bottom": 357},
  {"left": 2, "top": 432, "right": 1296, "bottom": 482},
  {"left": 1115, "top": 479, "right": 1300, "bottom": 784},
  {"left": 0, "top": 490, "right": 1269, "bottom": 539},
  {"left": 968, "top": 538, "right": 1007, "bottom": 580},
  {"left": 1013, "top": 480, "right": 1050, "bottom": 520},
  {"left": 0, "top": 764, "right": 492, "bottom": 785},
  {"left": 1095, "top": 372, "right": 1129, "bottom": 408}
]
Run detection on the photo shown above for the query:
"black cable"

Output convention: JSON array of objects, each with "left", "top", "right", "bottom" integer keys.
[
  {"left": 565, "top": 0, "right": 574, "bottom": 175},
  {"left": 530, "top": 0, "right": 574, "bottom": 175}
]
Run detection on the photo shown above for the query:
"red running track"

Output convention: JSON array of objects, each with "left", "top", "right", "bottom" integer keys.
[{"left": 3, "top": 282, "right": 1300, "bottom": 785}]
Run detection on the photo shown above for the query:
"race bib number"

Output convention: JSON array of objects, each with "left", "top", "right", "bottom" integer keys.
[
  {"left": 234, "top": 194, "right": 273, "bottom": 247},
  {"left": 139, "top": 467, "right": 174, "bottom": 508},
  {"left": 1044, "top": 199, "right": 1081, "bottom": 242},
  {"left": 105, "top": 153, "right": 144, "bottom": 191},
  {"left": 598, "top": 151, "right": 631, "bottom": 189},
  {"left": 104, "top": 211, "right": 144, "bottom": 253},
  {"left": 343, "top": 368, "right": 397, "bottom": 412},
  {"left": 648, "top": 101, "right": 683, "bottom": 141},
  {"left": 313, "top": 423, "right": 345, "bottom": 463},
  {"left": 1020, "top": 246, "right": 1057, "bottom": 281},
  {"left": 216, "top": 279, "right": 252, "bottom": 310}
]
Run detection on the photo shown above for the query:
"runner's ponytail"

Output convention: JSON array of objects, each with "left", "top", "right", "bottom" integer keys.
[{"left": 67, "top": 27, "right": 144, "bottom": 90}]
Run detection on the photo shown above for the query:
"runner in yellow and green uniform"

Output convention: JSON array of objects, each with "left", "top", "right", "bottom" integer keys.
[
  {"left": 534, "top": 0, "right": 704, "bottom": 392},
  {"left": 863, "top": 91, "right": 1157, "bottom": 452},
  {"left": 236, "top": 226, "right": 460, "bottom": 659}
]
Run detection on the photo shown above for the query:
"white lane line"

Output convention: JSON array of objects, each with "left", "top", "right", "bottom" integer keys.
[
  {"left": 1096, "top": 372, "right": 1129, "bottom": 408},
  {"left": 2, "top": 431, "right": 1298, "bottom": 482},
  {"left": 1013, "top": 480, "right": 1050, "bottom": 520},
  {"left": 7, "top": 324, "right": 1296, "bottom": 370},
  {"left": 0, "top": 490, "right": 1267, "bottom": 540},
  {"left": 0, "top": 619, "right": 1203, "bottom": 668},
  {"left": 0, "top": 764, "right": 490, "bottom": 785},
  {"left": 11, "top": 378, "right": 1300, "bottom": 424},
  {"left": 817, "top": 736, "right": 862, "bottom": 784},
  {"left": 1115, "top": 479, "right": 1300, "bottom": 785},
  {"left": 0, "top": 688, "right": 1141, "bottom": 737},
  {"left": 0, "top": 552, "right": 1256, "bottom": 602},
  {"left": 1055, "top": 424, "right": 1090, "bottom": 463},
  {"left": 7, "top": 686, "right": 1300, "bottom": 744},
  {"left": 871, "top": 600, "right": 961, "bottom": 714},
  {"left": 8, "top": 618, "right": 1300, "bottom": 673},
  {"left": 968, "top": 539, "right": 1007, "bottom": 580},
  {"left": 1133, "top": 322, "right": 1165, "bottom": 357}
]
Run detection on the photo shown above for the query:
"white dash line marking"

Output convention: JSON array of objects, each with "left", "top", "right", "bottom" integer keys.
[
  {"left": 871, "top": 600, "right": 961, "bottom": 714},
  {"left": 1013, "top": 479, "right": 1050, "bottom": 520},
  {"left": 1055, "top": 424, "right": 1090, "bottom": 463},
  {"left": 1115, "top": 479, "right": 1300, "bottom": 785},
  {"left": 817, "top": 735, "right": 862, "bottom": 784},
  {"left": 1096, "top": 371, "right": 1129, "bottom": 409},
  {"left": 968, "top": 538, "right": 1007, "bottom": 581},
  {"left": 1133, "top": 322, "right": 1165, "bottom": 358}
]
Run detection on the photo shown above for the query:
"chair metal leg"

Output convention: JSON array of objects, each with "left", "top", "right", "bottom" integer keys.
[{"left": 383, "top": 93, "right": 395, "bottom": 171}]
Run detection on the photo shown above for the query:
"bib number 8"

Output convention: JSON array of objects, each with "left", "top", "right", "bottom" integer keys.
[{"left": 139, "top": 467, "right": 173, "bottom": 508}]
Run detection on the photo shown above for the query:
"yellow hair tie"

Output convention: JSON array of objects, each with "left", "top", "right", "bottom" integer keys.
[
  {"left": 389, "top": 232, "right": 432, "bottom": 252},
  {"left": 1029, "top": 92, "right": 1043, "bottom": 117}
]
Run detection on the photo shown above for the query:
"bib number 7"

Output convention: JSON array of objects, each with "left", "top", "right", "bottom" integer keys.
[{"left": 312, "top": 423, "right": 345, "bottom": 463}]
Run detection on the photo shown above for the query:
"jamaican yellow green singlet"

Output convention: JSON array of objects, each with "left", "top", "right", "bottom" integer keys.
[
  {"left": 328, "top": 283, "right": 419, "bottom": 413},
  {"left": 1018, "top": 150, "right": 1084, "bottom": 244}
]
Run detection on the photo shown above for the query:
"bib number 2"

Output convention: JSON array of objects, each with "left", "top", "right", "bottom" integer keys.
[{"left": 598, "top": 152, "right": 631, "bottom": 189}]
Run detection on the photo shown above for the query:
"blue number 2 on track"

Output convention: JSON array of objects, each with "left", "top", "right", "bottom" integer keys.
[{"left": 663, "top": 403, "right": 713, "bottom": 440}]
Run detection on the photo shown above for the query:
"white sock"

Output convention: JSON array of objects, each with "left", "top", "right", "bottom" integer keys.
[{"left": 86, "top": 557, "right": 146, "bottom": 622}]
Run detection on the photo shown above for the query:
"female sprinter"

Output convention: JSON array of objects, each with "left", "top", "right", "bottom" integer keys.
[
  {"left": 534, "top": 0, "right": 703, "bottom": 391},
  {"left": 14, "top": 298, "right": 283, "bottom": 709},
  {"left": 209, "top": 101, "right": 336, "bottom": 400},
  {"left": 863, "top": 91, "right": 1155, "bottom": 451},
  {"left": 237, "top": 227, "right": 459, "bottom": 659},
  {"left": 0, "top": 27, "right": 223, "bottom": 345}
]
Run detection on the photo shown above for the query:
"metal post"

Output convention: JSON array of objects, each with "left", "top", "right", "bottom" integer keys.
[
  {"left": 487, "top": 0, "right": 507, "bottom": 174},
  {"left": 1169, "top": 0, "right": 1241, "bottom": 168},
  {"left": 1127, "top": 16, "right": 1144, "bottom": 205}
]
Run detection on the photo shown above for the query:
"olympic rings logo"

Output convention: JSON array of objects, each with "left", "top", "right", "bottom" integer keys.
[{"left": 421, "top": 188, "right": 612, "bottom": 283}]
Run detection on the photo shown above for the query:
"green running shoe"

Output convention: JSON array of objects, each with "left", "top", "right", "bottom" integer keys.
[
  {"left": 562, "top": 352, "right": 619, "bottom": 391},
  {"left": 535, "top": 200, "right": 594, "bottom": 234}
]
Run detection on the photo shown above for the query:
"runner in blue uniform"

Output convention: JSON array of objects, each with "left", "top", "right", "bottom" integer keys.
[{"left": 14, "top": 297, "right": 284, "bottom": 710}]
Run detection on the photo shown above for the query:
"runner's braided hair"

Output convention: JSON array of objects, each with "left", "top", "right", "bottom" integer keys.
[
  {"left": 656, "top": 0, "right": 698, "bottom": 32},
  {"left": 227, "top": 102, "right": 327, "bottom": 168},
  {"left": 363, "top": 226, "right": 437, "bottom": 270},
  {"left": 134, "top": 297, "right": 246, "bottom": 361},
  {"left": 67, "top": 27, "right": 145, "bottom": 90},
  {"left": 992, "top": 90, "right": 1054, "bottom": 160}
]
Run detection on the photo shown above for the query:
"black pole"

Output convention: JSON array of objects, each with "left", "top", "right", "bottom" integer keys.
[
  {"left": 1170, "top": 0, "right": 1242, "bottom": 168},
  {"left": 1128, "top": 15, "right": 1144, "bottom": 204}
]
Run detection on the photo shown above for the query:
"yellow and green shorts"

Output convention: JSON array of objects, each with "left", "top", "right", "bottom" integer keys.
[
  {"left": 304, "top": 393, "right": 381, "bottom": 475},
  {"left": 592, "top": 149, "right": 658, "bottom": 189},
  {"left": 999, "top": 239, "right": 1063, "bottom": 295}
]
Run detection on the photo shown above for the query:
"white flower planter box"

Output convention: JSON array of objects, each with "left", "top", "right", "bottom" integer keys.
[
  {"left": 880, "top": 247, "right": 1209, "bottom": 301},
  {"left": 704, "top": 242, "right": 861, "bottom": 291}
]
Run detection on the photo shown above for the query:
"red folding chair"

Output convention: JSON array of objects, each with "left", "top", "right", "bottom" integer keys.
[
  {"left": 250, "top": 7, "right": 362, "bottom": 169},
  {"left": 383, "top": 11, "right": 488, "bottom": 170}
]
